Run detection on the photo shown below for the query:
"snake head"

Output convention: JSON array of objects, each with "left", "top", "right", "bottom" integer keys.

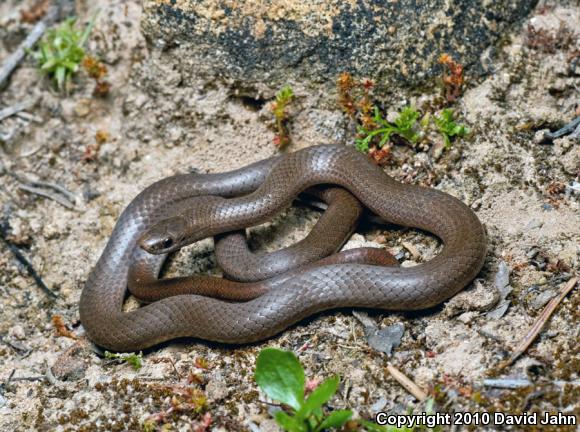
[{"left": 139, "top": 216, "right": 189, "bottom": 254}]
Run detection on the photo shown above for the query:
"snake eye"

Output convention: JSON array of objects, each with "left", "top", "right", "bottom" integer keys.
[{"left": 162, "top": 238, "right": 174, "bottom": 249}]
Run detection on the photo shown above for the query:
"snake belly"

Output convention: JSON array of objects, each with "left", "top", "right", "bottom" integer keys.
[{"left": 80, "top": 144, "right": 487, "bottom": 352}]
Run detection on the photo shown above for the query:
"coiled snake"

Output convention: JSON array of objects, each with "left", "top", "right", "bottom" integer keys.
[{"left": 80, "top": 145, "right": 487, "bottom": 352}]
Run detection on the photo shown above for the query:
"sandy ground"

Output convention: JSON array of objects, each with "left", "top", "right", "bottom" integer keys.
[{"left": 0, "top": 0, "right": 578, "bottom": 431}]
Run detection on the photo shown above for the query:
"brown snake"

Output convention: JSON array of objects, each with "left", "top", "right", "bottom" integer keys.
[
  {"left": 126, "top": 185, "right": 398, "bottom": 301},
  {"left": 80, "top": 145, "right": 487, "bottom": 352}
]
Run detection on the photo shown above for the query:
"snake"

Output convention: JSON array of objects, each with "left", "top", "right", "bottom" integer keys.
[
  {"left": 80, "top": 144, "right": 487, "bottom": 352},
  {"left": 126, "top": 185, "right": 399, "bottom": 302}
]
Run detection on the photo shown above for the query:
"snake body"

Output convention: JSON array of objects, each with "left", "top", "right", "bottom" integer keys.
[
  {"left": 80, "top": 145, "right": 487, "bottom": 352},
  {"left": 127, "top": 185, "right": 398, "bottom": 302}
]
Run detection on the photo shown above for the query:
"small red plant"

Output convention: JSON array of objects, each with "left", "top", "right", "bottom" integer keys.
[
  {"left": 82, "top": 56, "right": 111, "bottom": 97},
  {"left": 439, "top": 54, "right": 464, "bottom": 102}
]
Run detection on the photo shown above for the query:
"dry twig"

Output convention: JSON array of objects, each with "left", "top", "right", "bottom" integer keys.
[
  {"left": 18, "top": 183, "right": 76, "bottom": 209},
  {"left": 0, "top": 100, "right": 36, "bottom": 122},
  {"left": 499, "top": 277, "right": 578, "bottom": 368},
  {"left": 0, "top": 8, "right": 57, "bottom": 89},
  {"left": 538, "top": 117, "right": 580, "bottom": 143},
  {"left": 0, "top": 218, "right": 57, "bottom": 299},
  {"left": 385, "top": 362, "right": 428, "bottom": 401}
]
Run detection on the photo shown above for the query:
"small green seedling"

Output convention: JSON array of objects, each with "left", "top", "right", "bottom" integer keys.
[
  {"left": 272, "top": 85, "right": 295, "bottom": 147},
  {"left": 104, "top": 351, "right": 143, "bottom": 371},
  {"left": 31, "top": 16, "right": 96, "bottom": 90},
  {"left": 434, "top": 109, "right": 468, "bottom": 148},
  {"left": 255, "top": 348, "right": 352, "bottom": 431},
  {"left": 356, "top": 106, "right": 421, "bottom": 153}
]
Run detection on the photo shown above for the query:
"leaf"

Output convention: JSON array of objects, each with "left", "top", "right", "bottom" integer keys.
[
  {"left": 297, "top": 376, "right": 339, "bottom": 419},
  {"left": 41, "top": 58, "right": 57, "bottom": 70},
  {"left": 442, "top": 134, "right": 451, "bottom": 149},
  {"left": 103, "top": 351, "right": 143, "bottom": 371},
  {"left": 395, "top": 106, "right": 420, "bottom": 131},
  {"left": 378, "top": 132, "right": 391, "bottom": 148},
  {"left": 55, "top": 67, "right": 66, "bottom": 89},
  {"left": 316, "top": 410, "right": 353, "bottom": 431},
  {"left": 80, "top": 11, "right": 99, "bottom": 46},
  {"left": 434, "top": 108, "right": 468, "bottom": 148},
  {"left": 255, "top": 348, "right": 305, "bottom": 411},
  {"left": 425, "top": 397, "right": 435, "bottom": 415},
  {"left": 359, "top": 419, "right": 396, "bottom": 432},
  {"left": 276, "top": 85, "right": 294, "bottom": 103},
  {"left": 275, "top": 411, "right": 307, "bottom": 432}
]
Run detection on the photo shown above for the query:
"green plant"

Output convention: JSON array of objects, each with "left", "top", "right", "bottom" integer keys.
[
  {"left": 104, "top": 351, "right": 143, "bottom": 371},
  {"left": 272, "top": 85, "right": 295, "bottom": 148},
  {"left": 434, "top": 109, "right": 468, "bottom": 148},
  {"left": 255, "top": 348, "right": 352, "bottom": 431},
  {"left": 31, "top": 16, "right": 96, "bottom": 90},
  {"left": 355, "top": 106, "right": 421, "bottom": 153}
]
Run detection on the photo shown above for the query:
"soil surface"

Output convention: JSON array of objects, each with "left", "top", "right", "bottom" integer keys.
[{"left": 0, "top": 1, "right": 578, "bottom": 431}]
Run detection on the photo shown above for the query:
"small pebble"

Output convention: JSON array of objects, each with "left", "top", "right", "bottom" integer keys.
[
  {"left": 74, "top": 99, "right": 91, "bottom": 117},
  {"left": 541, "top": 203, "right": 554, "bottom": 211},
  {"left": 206, "top": 375, "right": 230, "bottom": 401},
  {"left": 530, "top": 289, "right": 557, "bottom": 309},
  {"left": 9, "top": 325, "right": 25, "bottom": 340},
  {"left": 457, "top": 311, "right": 478, "bottom": 324},
  {"left": 527, "top": 248, "right": 539, "bottom": 259}
]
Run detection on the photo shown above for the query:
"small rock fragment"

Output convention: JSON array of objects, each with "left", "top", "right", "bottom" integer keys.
[
  {"left": 9, "top": 325, "right": 26, "bottom": 340},
  {"left": 457, "top": 311, "right": 478, "bottom": 324},
  {"left": 530, "top": 289, "right": 558, "bottom": 310},
  {"left": 445, "top": 280, "right": 500, "bottom": 317},
  {"left": 487, "top": 261, "right": 512, "bottom": 319},
  {"left": 50, "top": 343, "right": 89, "bottom": 381},
  {"left": 371, "top": 396, "right": 387, "bottom": 412},
  {"left": 353, "top": 311, "right": 404, "bottom": 355},
  {"left": 206, "top": 374, "right": 229, "bottom": 401},
  {"left": 486, "top": 301, "right": 510, "bottom": 319},
  {"left": 494, "top": 261, "right": 511, "bottom": 296},
  {"left": 401, "top": 241, "right": 421, "bottom": 260},
  {"left": 74, "top": 99, "right": 92, "bottom": 117}
]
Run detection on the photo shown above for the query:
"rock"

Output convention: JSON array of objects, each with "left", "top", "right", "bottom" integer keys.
[
  {"left": 494, "top": 261, "right": 511, "bottom": 297},
  {"left": 559, "top": 143, "right": 580, "bottom": 175},
  {"left": 352, "top": 311, "right": 405, "bottom": 356},
  {"left": 142, "top": 0, "right": 537, "bottom": 94},
  {"left": 51, "top": 356, "right": 88, "bottom": 381},
  {"left": 530, "top": 289, "right": 557, "bottom": 310},
  {"left": 370, "top": 397, "right": 387, "bottom": 413},
  {"left": 445, "top": 280, "right": 500, "bottom": 317},
  {"left": 365, "top": 323, "right": 405, "bottom": 356},
  {"left": 50, "top": 343, "right": 89, "bottom": 382},
  {"left": 8, "top": 325, "right": 25, "bottom": 340},
  {"left": 486, "top": 300, "right": 510, "bottom": 319},
  {"left": 457, "top": 311, "right": 478, "bottom": 324},
  {"left": 257, "top": 419, "right": 280, "bottom": 432},
  {"left": 206, "top": 374, "right": 230, "bottom": 401},
  {"left": 74, "top": 99, "right": 92, "bottom": 118}
]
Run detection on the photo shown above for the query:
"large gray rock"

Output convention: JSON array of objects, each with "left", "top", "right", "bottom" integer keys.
[{"left": 142, "top": 0, "right": 537, "bottom": 93}]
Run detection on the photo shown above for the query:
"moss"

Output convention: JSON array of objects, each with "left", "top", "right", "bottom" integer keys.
[{"left": 240, "top": 389, "right": 259, "bottom": 403}]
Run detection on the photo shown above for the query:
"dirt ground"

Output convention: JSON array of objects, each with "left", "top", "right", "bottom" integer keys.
[{"left": 0, "top": 1, "right": 578, "bottom": 431}]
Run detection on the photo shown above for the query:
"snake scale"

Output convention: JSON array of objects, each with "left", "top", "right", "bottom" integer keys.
[{"left": 80, "top": 145, "right": 487, "bottom": 352}]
